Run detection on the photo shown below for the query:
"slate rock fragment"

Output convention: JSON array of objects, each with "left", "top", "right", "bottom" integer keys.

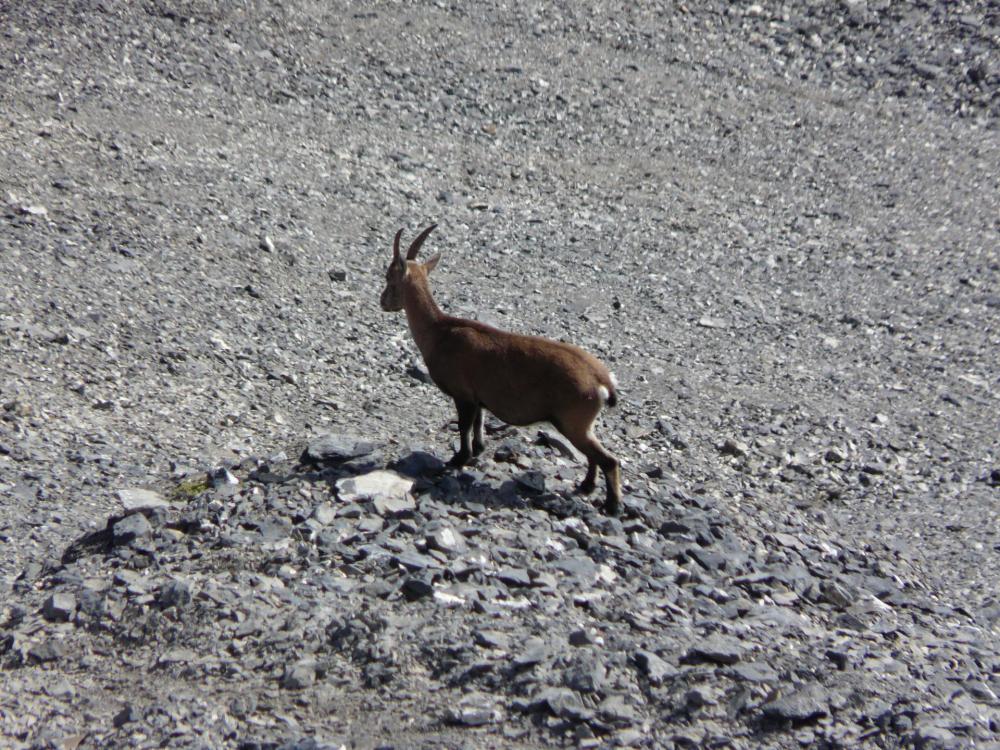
[
  {"left": 634, "top": 650, "right": 678, "bottom": 684},
  {"left": 117, "top": 488, "right": 171, "bottom": 515},
  {"left": 760, "top": 683, "right": 831, "bottom": 724},
  {"left": 305, "top": 434, "right": 376, "bottom": 463},
  {"left": 682, "top": 635, "right": 744, "bottom": 665}
]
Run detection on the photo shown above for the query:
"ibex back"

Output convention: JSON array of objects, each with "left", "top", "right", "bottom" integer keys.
[{"left": 380, "top": 225, "right": 622, "bottom": 515}]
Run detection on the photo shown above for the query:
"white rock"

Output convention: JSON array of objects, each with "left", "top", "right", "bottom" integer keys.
[
  {"left": 117, "top": 488, "right": 170, "bottom": 514},
  {"left": 336, "top": 470, "right": 413, "bottom": 508}
]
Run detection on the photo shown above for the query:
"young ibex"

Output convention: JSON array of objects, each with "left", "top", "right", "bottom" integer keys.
[{"left": 380, "top": 225, "right": 622, "bottom": 515}]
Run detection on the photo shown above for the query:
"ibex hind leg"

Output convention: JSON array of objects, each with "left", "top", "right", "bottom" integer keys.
[
  {"left": 577, "top": 460, "right": 598, "bottom": 495},
  {"left": 555, "top": 407, "right": 621, "bottom": 515}
]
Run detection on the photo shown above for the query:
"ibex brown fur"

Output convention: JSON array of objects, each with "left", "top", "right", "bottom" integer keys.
[{"left": 380, "top": 225, "right": 622, "bottom": 515}]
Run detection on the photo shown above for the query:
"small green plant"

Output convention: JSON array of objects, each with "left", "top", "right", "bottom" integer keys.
[{"left": 170, "top": 475, "right": 210, "bottom": 502}]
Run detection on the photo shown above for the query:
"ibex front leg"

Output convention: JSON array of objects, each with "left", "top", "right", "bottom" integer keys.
[
  {"left": 472, "top": 405, "right": 485, "bottom": 457},
  {"left": 448, "top": 400, "right": 478, "bottom": 467}
]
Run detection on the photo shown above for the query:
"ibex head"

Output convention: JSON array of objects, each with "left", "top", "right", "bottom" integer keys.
[{"left": 380, "top": 224, "right": 440, "bottom": 312}]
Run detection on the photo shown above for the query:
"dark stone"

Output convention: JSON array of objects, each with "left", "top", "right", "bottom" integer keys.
[
  {"left": 113, "top": 703, "right": 143, "bottom": 727},
  {"left": 113, "top": 512, "right": 152, "bottom": 546},
  {"left": 682, "top": 635, "right": 744, "bottom": 665},
  {"left": 515, "top": 471, "right": 546, "bottom": 493},
  {"left": 401, "top": 576, "right": 434, "bottom": 600}
]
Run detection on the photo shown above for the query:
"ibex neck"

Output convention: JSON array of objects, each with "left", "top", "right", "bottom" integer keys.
[{"left": 403, "top": 279, "right": 442, "bottom": 357}]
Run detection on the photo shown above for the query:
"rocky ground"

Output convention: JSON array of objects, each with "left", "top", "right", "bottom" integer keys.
[{"left": 2, "top": 1, "right": 999, "bottom": 748}]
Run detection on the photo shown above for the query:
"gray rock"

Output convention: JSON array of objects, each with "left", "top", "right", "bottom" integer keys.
[
  {"left": 513, "top": 639, "right": 549, "bottom": 668},
  {"left": 718, "top": 438, "right": 748, "bottom": 457},
  {"left": 819, "top": 580, "right": 856, "bottom": 609},
  {"left": 394, "top": 550, "right": 437, "bottom": 571},
  {"left": 536, "top": 429, "right": 583, "bottom": 462},
  {"left": 28, "top": 640, "right": 66, "bottom": 663},
  {"left": 533, "top": 687, "right": 591, "bottom": 721},
  {"left": 158, "top": 579, "right": 192, "bottom": 609},
  {"left": 564, "top": 660, "right": 607, "bottom": 693},
  {"left": 311, "top": 503, "right": 337, "bottom": 525},
  {"left": 282, "top": 660, "right": 317, "bottom": 690},
  {"left": 634, "top": 650, "right": 678, "bottom": 684},
  {"left": 596, "top": 694, "right": 639, "bottom": 725},
  {"left": 760, "top": 683, "right": 830, "bottom": 723},
  {"left": 42, "top": 592, "right": 76, "bottom": 622},
  {"left": 112, "top": 512, "right": 153, "bottom": 546},
  {"left": 515, "top": 471, "right": 546, "bottom": 493},
  {"left": 444, "top": 694, "right": 501, "bottom": 726},
  {"left": 426, "top": 526, "right": 467, "bottom": 554},
  {"left": 682, "top": 635, "right": 744, "bottom": 665},
  {"left": 117, "top": 488, "right": 170, "bottom": 514},
  {"left": 474, "top": 630, "right": 510, "bottom": 650},
  {"left": 209, "top": 467, "right": 239, "bottom": 488},
  {"left": 912, "top": 723, "right": 956, "bottom": 749},
  {"left": 730, "top": 661, "right": 779, "bottom": 683},
  {"left": 497, "top": 567, "right": 532, "bottom": 587},
  {"left": 306, "top": 434, "right": 376, "bottom": 463}
]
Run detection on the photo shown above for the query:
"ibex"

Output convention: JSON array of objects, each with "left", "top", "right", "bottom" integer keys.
[{"left": 379, "top": 225, "right": 622, "bottom": 515}]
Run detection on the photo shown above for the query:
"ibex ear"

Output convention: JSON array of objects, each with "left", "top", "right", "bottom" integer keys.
[{"left": 423, "top": 253, "right": 441, "bottom": 274}]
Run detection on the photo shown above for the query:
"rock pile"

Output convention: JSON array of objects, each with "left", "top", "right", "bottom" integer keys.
[{"left": 4, "top": 434, "right": 997, "bottom": 747}]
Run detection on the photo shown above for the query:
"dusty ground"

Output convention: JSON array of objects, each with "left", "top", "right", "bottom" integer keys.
[{"left": 1, "top": 1, "right": 999, "bottom": 748}]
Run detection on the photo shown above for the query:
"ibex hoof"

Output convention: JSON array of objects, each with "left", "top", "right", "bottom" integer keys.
[
  {"left": 603, "top": 497, "right": 622, "bottom": 517},
  {"left": 447, "top": 453, "right": 471, "bottom": 468},
  {"left": 575, "top": 480, "right": 597, "bottom": 496}
]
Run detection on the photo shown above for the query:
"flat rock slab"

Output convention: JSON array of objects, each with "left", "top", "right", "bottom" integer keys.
[
  {"left": 682, "top": 635, "right": 744, "bottom": 665},
  {"left": 117, "top": 488, "right": 170, "bottom": 515},
  {"left": 305, "top": 434, "right": 376, "bottom": 463},
  {"left": 336, "top": 470, "right": 413, "bottom": 507},
  {"left": 761, "top": 683, "right": 831, "bottom": 723}
]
